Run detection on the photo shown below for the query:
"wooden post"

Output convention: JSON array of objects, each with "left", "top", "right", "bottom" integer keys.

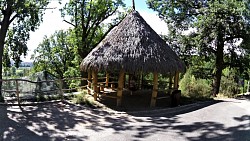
[
  {"left": 92, "top": 70, "right": 98, "bottom": 101},
  {"left": 128, "top": 74, "right": 131, "bottom": 88},
  {"left": 174, "top": 71, "right": 179, "bottom": 89},
  {"left": 139, "top": 71, "right": 142, "bottom": 90},
  {"left": 59, "top": 79, "right": 64, "bottom": 100},
  {"left": 117, "top": 69, "right": 125, "bottom": 106},
  {"left": 100, "top": 84, "right": 104, "bottom": 92},
  {"left": 169, "top": 74, "right": 173, "bottom": 89},
  {"left": 105, "top": 72, "right": 109, "bottom": 88},
  {"left": 16, "top": 80, "right": 20, "bottom": 105},
  {"left": 150, "top": 72, "right": 158, "bottom": 107},
  {"left": 88, "top": 71, "right": 92, "bottom": 94}
]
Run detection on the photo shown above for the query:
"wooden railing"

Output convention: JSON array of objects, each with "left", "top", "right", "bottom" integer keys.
[
  {"left": 0, "top": 77, "right": 89, "bottom": 105},
  {"left": 0, "top": 76, "right": 174, "bottom": 105}
]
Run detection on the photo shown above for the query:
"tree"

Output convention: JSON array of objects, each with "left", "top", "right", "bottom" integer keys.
[
  {"left": 0, "top": 0, "right": 49, "bottom": 100},
  {"left": 60, "top": 0, "right": 125, "bottom": 85},
  {"left": 147, "top": 0, "right": 250, "bottom": 96},
  {"left": 32, "top": 30, "right": 75, "bottom": 80}
]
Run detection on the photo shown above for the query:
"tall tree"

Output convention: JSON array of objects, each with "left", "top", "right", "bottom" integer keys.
[
  {"left": 60, "top": 0, "right": 125, "bottom": 84},
  {"left": 0, "top": 0, "right": 49, "bottom": 100},
  {"left": 147, "top": 0, "right": 250, "bottom": 96},
  {"left": 32, "top": 30, "right": 75, "bottom": 80}
]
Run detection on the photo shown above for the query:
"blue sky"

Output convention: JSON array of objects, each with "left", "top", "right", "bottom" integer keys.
[{"left": 23, "top": 0, "right": 168, "bottom": 61}]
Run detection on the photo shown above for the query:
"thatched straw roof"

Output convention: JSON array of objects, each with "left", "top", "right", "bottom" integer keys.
[{"left": 81, "top": 10, "right": 185, "bottom": 74}]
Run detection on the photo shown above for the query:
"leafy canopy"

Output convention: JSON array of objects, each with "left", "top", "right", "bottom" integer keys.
[
  {"left": 60, "top": 0, "right": 125, "bottom": 59},
  {"left": 32, "top": 30, "right": 75, "bottom": 79},
  {"left": 1, "top": 0, "right": 49, "bottom": 67}
]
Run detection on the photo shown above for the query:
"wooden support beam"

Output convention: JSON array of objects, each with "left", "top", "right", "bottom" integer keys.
[
  {"left": 117, "top": 69, "right": 125, "bottom": 107},
  {"left": 92, "top": 70, "right": 98, "bottom": 101},
  {"left": 150, "top": 72, "right": 158, "bottom": 107},
  {"left": 139, "top": 71, "right": 143, "bottom": 90},
  {"left": 174, "top": 71, "right": 179, "bottom": 89},
  {"left": 100, "top": 83, "right": 104, "bottom": 92},
  {"left": 169, "top": 73, "right": 173, "bottom": 89},
  {"left": 59, "top": 79, "right": 64, "bottom": 100},
  {"left": 105, "top": 72, "right": 109, "bottom": 88},
  {"left": 87, "top": 71, "right": 92, "bottom": 94},
  {"left": 16, "top": 80, "right": 20, "bottom": 106}
]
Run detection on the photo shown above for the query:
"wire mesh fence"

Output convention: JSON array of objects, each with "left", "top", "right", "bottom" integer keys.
[{"left": 0, "top": 75, "right": 101, "bottom": 105}]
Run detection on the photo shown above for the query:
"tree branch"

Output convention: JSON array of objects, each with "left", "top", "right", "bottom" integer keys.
[
  {"left": 63, "top": 20, "right": 75, "bottom": 27},
  {"left": 9, "top": 13, "right": 18, "bottom": 25}
]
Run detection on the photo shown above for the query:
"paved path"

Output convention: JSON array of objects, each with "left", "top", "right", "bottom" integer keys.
[{"left": 0, "top": 98, "right": 250, "bottom": 141}]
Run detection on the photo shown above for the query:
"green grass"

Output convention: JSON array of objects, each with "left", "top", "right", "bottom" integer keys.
[{"left": 72, "top": 91, "right": 96, "bottom": 107}]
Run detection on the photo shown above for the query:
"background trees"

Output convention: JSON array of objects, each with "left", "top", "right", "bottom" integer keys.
[
  {"left": 147, "top": 0, "right": 250, "bottom": 96},
  {"left": 0, "top": 0, "right": 49, "bottom": 100},
  {"left": 60, "top": 0, "right": 125, "bottom": 84},
  {"left": 32, "top": 30, "right": 75, "bottom": 79}
]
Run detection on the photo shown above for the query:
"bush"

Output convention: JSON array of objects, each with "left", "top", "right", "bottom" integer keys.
[
  {"left": 73, "top": 91, "right": 94, "bottom": 106},
  {"left": 219, "top": 69, "right": 239, "bottom": 98},
  {"left": 179, "top": 69, "right": 212, "bottom": 99}
]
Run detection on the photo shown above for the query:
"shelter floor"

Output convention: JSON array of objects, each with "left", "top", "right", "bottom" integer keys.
[{"left": 97, "top": 89, "right": 171, "bottom": 112}]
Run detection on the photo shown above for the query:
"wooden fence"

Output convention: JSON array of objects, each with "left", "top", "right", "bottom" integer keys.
[
  {"left": 0, "top": 77, "right": 88, "bottom": 105},
  {"left": 0, "top": 75, "right": 174, "bottom": 106}
]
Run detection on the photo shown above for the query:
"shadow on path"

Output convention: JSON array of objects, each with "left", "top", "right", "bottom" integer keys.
[{"left": 0, "top": 99, "right": 249, "bottom": 141}]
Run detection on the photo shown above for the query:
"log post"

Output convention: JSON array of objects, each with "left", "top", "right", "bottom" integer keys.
[
  {"left": 100, "top": 84, "right": 104, "bottom": 91},
  {"left": 150, "top": 72, "right": 158, "bottom": 107},
  {"left": 59, "top": 79, "right": 64, "bottom": 100},
  {"left": 87, "top": 71, "right": 92, "bottom": 94},
  {"left": 139, "top": 71, "right": 143, "bottom": 90},
  {"left": 174, "top": 71, "right": 179, "bottom": 89},
  {"left": 169, "top": 74, "right": 173, "bottom": 89},
  {"left": 92, "top": 70, "right": 98, "bottom": 101},
  {"left": 16, "top": 80, "right": 20, "bottom": 106},
  {"left": 105, "top": 72, "right": 109, "bottom": 88},
  {"left": 117, "top": 69, "right": 125, "bottom": 106},
  {"left": 111, "top": 83, "right": 115, "bottom": 90}
]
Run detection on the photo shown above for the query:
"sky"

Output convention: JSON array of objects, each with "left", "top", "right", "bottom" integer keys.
[{"left": 22, "top": 0, "right": 168, "bottom": 62}]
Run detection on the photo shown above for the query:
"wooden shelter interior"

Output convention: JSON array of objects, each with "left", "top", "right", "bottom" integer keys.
[{"left": 86, "top": 70, "right": 180, "bottom": 108}]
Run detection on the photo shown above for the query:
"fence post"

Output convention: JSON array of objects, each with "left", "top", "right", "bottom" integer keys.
[
  {"left": 16, "top": 80, "right": 20, "bottom": 105},
  {"left": 59, "top": 79, "right": 64, "bottom": 101}
]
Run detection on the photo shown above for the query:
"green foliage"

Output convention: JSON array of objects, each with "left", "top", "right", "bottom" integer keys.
[
  {"left": 60, "top": 0, "right": 126, "bottom": 59},
  {"left": 219, "top": 68, "right": 240, "bottom": 97},
  {"left": 0, "top": 0, "right": 49, "bottom": 97},
  {"left": 1, "top": 0, "right": 49, "bottom": 66},
  {"left": 148, "top": 0, "right": 250, "bottom": 95},
  {"left": 73, "top": 91, "right": 94, "bottom": 106},
  {"left": 179, "top": 69, "right": 212, "bottom": 99},
  {"left": 35, "top": 94, "right": 61, "bottom": 102},
  {"left": 32, "top": 30, "right": 76, "bottom": 78}
]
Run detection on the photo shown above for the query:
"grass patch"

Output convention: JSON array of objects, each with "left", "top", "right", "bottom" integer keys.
[
  {"left": 35, "top": 94, "right": 61, "bottom": 102},
  {"left": 72, "top": 91, "right": 96, "bottom": 107}
]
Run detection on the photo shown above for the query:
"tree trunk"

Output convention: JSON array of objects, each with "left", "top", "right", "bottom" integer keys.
[
  {"left": 0, "top": 6, "right": 12, "bottom": 99},
  {"left": 212, "top": 30, "right": 224, "bottom": 96}
]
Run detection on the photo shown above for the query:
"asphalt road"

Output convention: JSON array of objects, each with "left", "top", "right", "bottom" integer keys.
[{"left": 0, "top": 98, "right": 250, "bottom": 141}]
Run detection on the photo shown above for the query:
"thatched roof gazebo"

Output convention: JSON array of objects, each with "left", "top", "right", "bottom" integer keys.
[{"left": 81, "top": 10, "right": 185, "bottom": 107}]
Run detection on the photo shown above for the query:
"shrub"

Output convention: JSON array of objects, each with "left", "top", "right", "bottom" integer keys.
[
  {"left": 73, "top": 91, "right": 94, "bottom": 106},
  {"left": 219, "top": 69, "right": 239, "bottom": 97},
  {"left": 179, "top": 69, "right": 212, "bottom": 99}
]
